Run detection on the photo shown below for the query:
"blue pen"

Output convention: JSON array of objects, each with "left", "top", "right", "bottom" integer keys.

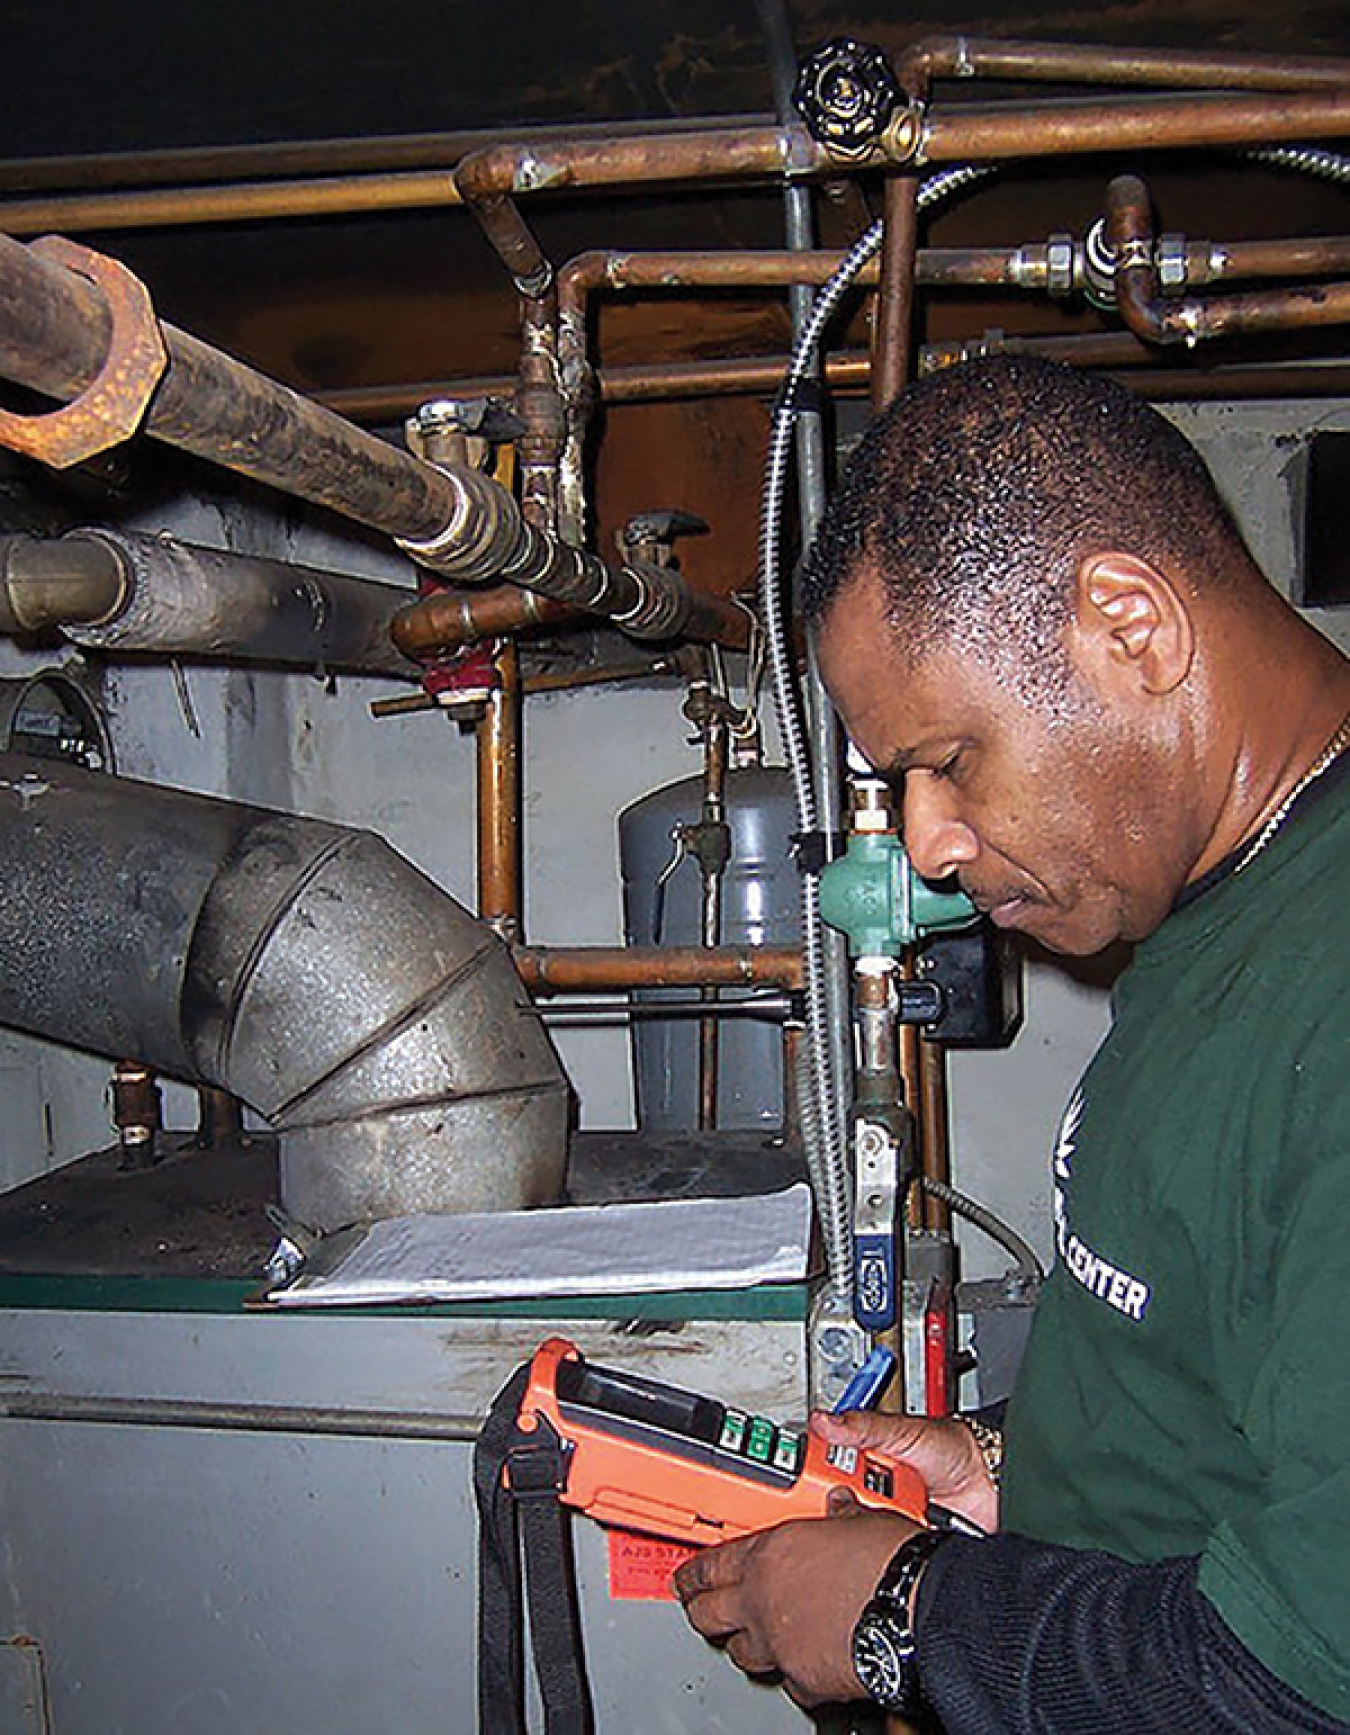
[{"left": 833, "top": 1344, "right": 897, "bottom": 1413}]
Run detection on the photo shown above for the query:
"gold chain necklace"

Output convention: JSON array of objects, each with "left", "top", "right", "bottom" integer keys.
[{"left": 1233, "top": 711, "right": 1350, "bottom": 876}]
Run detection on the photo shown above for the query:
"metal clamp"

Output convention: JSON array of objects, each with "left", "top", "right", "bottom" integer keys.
[{"left": 0, "top": 237, "right": 168, "bottom": 470}]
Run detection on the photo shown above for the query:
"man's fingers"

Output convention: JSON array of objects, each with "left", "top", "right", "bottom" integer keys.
[
  {"left": 725, "top": 1630, "right": 780, "bottom": 1679},
  {"left": 825, "top": 1485, "right": 863, "bottom": 1517},
  {"left": 672, "top": 1538, "right": 748, "bottom": 1604},
  {"left": 679, "top": 1584, "right": 747, "bottom": 1643},
  {"left": 811, "top": 1407, "right": 933, "bottom": 1459}
]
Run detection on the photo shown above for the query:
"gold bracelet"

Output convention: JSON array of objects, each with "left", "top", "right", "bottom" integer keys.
[{"left": 961, "top": 1415, "right": 1004, "bottom": 1491}]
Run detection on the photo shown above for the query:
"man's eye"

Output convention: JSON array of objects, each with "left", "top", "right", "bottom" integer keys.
[{"left": 932, "top": 753, "right": 962, "bottom": 783}]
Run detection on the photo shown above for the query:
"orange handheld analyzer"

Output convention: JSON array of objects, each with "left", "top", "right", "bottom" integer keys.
[{"left": 513, "top": 1336, "right": 927, "bottom": 1547}]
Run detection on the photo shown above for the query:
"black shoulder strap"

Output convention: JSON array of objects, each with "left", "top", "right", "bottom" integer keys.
[{"left": 475, "top": 1363, "right": 594, "bottom": 1735}]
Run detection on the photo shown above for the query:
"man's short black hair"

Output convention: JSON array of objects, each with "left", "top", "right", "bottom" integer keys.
[{"left": 801, "top": 354, "right": 1259, "bottom": 704}]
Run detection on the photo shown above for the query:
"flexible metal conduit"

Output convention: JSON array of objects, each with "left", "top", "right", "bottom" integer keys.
[
  {"left": 0, "top": 754, "right": 570, "bottom": 1231},
  {"left": 760, "top": 167, "right": 992, "bottom": 1296},
  {"left": 0, "top": 529, "right": 423, "bottom": 679}
]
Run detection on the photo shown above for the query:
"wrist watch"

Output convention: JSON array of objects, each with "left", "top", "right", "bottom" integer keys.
[{"left": 850, "top": 1528, "right": 950, "bottom": 1717}]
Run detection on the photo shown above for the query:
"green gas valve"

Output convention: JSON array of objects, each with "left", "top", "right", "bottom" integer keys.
[{"left": 818, "top": 829, "right": 976, "bottom": 957}]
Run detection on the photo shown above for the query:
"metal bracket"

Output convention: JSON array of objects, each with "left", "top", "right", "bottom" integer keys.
[{"left": 0, "top": 237, "right": 168, "bottom": 469}]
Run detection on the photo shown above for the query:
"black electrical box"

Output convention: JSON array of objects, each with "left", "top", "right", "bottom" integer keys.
[
  {"left": 1302, "top": 432, "right": 1350, "bottom": 609},
  {"left": 916, "top": 921, "right": 1023, "bottom": 1048}
]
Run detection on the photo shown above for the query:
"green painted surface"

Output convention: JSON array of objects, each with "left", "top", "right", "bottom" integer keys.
[{"left": 0, "top": 1271, "right": 809, "bottom": 1321}]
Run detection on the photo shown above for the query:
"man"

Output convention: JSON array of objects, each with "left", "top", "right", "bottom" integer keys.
[{"left": 675, "top": 355, "right": 1350, "bottom": 1730}]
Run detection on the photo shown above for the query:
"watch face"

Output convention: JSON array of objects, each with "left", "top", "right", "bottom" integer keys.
[{"left": 852, "top": 1609, "right": 915, "bottom": 1711}]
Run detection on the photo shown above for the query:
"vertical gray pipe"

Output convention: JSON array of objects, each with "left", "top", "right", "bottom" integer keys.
[{"left": 757, "top": 0, "right": 853, "bottom": 1161}]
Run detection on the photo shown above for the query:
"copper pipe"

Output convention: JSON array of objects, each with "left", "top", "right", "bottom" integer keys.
[
  {"left": 872, "top": 178, "right": 921, "bottom": 413},
  {"left": 1130, "top": 363, "right": 1350, "bottom": 398},
  {"left": 551, "top": 236, "right": 1350, "bottom": 314},
  {"left": 0, "top": 115, "right": 765, "bottom": 194},
  {"left": 922, "top": 330, "right": 1159, "bottom": 371},
  {"left": 0, "top": 171, "right": 464, "bottom": 237},
  {"left": 318, "top": 353, "right": 876, "bottom": 422},
  {"left": 455, "top": 124, "right": 831, "bottom": 296},
  {"left": 514, "top": 944, "right": 802, "bottom": 995},
  {"left": 922, "top": 89, "right": 1350, "bottom": 166},
  {"left": 391, "top": 585, "right": 577, "bottom": 658},
  {"left": 521, "top": 657, "right": 681, "bottom": 695},
  {"left": 1107, "top": 174, "right": 1350, "bottom": 346},
  {"left": 477, "top": 642, "right": 523, "bottom": 942},
  {"left": 5, "top": 81, "right": 1347, "bottom": 243},
  {"left": 1191, "top": 237, "right": 1350, "bottom": 284},
  {"left": 898, "top": 36, "right": 1350, "bottom": 93},
  {"left": 454, "top": 89, "right": 1350, "bottom": 297}
]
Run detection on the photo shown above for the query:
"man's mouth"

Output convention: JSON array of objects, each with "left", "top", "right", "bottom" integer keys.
[{"left": 968, "top": 887, "right": 1037, "bottom": 929}]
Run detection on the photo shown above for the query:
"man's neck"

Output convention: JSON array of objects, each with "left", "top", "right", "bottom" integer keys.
[{"left": 1189, "top": 646, "right": 1350, "bottom": 886}]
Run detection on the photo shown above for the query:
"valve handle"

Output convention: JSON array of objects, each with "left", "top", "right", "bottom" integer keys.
[{"left": 793, "top": 37, "right": 903, "bottom": 160}]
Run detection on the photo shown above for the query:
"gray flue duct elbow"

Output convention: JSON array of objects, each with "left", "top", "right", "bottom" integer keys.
[{"left": 0, "top": 754, "right": 571, "bottom": 1231}]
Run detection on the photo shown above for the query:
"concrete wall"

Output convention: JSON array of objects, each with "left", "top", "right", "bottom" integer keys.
[{"left": 1, "top": 396, "right": 1346, "bottom": 1278}]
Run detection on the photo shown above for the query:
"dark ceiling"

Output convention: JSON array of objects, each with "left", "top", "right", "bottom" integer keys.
[{"left": 2, "top": 2, "right": 1349, "bottom": 400}]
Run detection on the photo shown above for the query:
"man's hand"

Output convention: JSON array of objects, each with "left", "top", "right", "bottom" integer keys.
[
  {"left": 814, "top": 1409, "right": 1000, "bottom": 1535},
  {"left": 673, "top": 1509, "right": 919, "bottom": 1706}
]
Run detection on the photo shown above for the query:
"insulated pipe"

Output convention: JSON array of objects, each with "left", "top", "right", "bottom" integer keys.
[
  {"left": 0, "top": 531, "right": 126, "bottom": 633},
  {"left": 0, "top": 528, "right": 422, "bottom": 679},
  {"left": 1106, "top": 174, "right": 1350, "bottom": 345},
  {"left": 0, "top": 233, "right": 745, "bottom": 648},
  {"left": 0, "top": 754, "right": 570, "bottom": 1230}
]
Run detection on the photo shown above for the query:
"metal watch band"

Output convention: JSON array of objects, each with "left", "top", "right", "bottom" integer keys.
[{"left": 851, "top": 1528, "right": 951, "bottom": 1716}]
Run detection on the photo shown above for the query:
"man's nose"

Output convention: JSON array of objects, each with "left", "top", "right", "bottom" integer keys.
[{"left": 902, "top": 777, "right": 979, "bottom": 882}]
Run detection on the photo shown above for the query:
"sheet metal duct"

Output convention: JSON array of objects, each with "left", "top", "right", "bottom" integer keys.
[{"left": 0, "top": 753, "right": 570, "bottom": 1230}]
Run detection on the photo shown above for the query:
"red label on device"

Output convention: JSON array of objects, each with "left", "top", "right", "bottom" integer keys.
[{"left": 606, "top": 1528, "right": 699, "bottom": 1601}]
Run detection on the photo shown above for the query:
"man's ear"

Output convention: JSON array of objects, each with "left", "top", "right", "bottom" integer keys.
[{"left": 1072, "top": 551, "right": 1194, "bottom": 696}]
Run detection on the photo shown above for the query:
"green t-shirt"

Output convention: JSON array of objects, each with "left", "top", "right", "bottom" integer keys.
[{"left": 1002, "top": 774, "right": 1350, "bottom": 1720}]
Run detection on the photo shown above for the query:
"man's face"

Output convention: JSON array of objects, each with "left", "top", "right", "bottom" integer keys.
[{"left": 816, "top": 574, "right": 1183, "bottom": 956}]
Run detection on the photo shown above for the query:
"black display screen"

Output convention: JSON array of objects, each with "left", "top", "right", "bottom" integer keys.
[{"left": 557, "top": 1357, "right": 723, "bottom": 1446}]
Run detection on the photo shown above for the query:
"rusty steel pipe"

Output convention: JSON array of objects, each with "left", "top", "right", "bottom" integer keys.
[
  {"left": 0, "top": 232, "right": 744, "bottom": 646},
  {"left": 513, "top": 944, "right": 803, "bottom": 996}
]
